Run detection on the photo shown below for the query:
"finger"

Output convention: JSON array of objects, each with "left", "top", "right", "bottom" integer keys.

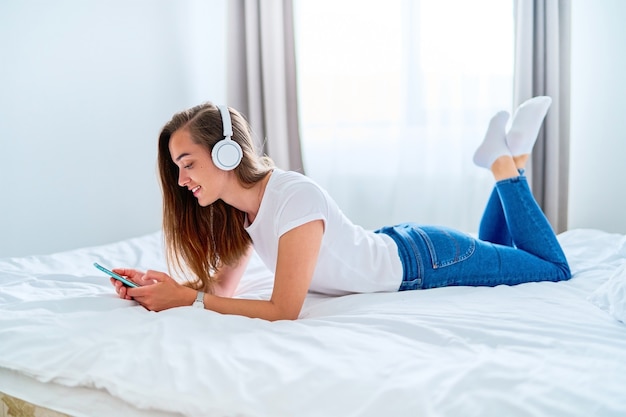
[
  {"left": 109, "top": 278, "right": 133, "bottom": 299},
  {"left": 126, "top": 283, "right": 152, "bottom": 297},
  {"left": 118, "top": 284, "right": 128, "bottom": 298},
  {"left": 143, "top": 270, "right": 170, "bottom": 283},
  {"left": 113, "top": 268, "right": 137, "bottom": 277},
  {"left": 110, "top": 278, "right": 123, "bottom": 292}
]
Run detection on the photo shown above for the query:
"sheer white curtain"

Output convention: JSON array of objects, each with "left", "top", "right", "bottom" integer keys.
[{"left": 294, "top": 0, "right": 514, "bottom": 233}]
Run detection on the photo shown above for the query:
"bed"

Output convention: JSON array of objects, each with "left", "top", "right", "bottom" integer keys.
[{"left": 1, "top": 228, "right": 625, "bottom": 417}]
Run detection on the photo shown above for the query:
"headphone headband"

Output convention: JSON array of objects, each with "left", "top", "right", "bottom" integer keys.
[
  {"left": 211, "top": 105, "right": 242, "bottom": 171},
  {"left": 217, "top": 105, "right": 233, "bottom": 138}
]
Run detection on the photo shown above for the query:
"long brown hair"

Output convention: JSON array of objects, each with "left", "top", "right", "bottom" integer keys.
[{"left": 157, "top": 102, "right": 274, "bottom": 293}]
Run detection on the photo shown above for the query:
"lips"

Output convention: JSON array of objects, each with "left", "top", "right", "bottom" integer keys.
[{"left": 191, "top": 186, "right": 201, "bottom": 196}]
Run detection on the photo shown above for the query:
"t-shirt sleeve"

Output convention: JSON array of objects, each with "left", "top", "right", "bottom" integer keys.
[{"left": 276, "top": 182, "right": 328, "bottom": 237}]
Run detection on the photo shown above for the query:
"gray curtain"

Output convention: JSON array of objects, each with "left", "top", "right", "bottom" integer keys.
[
  {"left": 226, "top": 0, "right": 304, "bottom": 173},
  {"left": 513, "top": 0, "right": 571, "bottom": 233}
]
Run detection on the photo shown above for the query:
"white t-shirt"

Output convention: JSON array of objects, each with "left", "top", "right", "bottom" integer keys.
[{"left": 245, "top": 169, "right": 403, "bottom": 295}]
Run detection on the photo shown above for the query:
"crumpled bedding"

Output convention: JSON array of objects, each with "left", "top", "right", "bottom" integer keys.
[{"left": 1, "top": 229, "right": 625, "bottom": 417}]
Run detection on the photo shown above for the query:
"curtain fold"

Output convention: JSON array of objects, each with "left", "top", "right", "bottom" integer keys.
[
  {"left": 226, "top": 0, "right": 304, "bottom": 172},
  {"left": 513, "top": 0, "right": 571, "bottom": 233}
]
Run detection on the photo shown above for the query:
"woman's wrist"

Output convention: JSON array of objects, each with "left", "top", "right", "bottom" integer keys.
[{"left": 182, "top": 286, "right": 199, "bottom": 307}]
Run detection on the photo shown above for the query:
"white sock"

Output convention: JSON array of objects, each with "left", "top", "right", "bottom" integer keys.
[
  {"left": 506, "top": 96, "right": 552, "bottom": 156},
  {"left": 473, "top": 110, "right": 511, "bottom": 169}
]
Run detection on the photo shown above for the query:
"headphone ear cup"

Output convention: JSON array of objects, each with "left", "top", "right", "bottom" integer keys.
[
  {"left": 212, "top": 138, "right": 243, "bottom": 171},
  {"left": 213, "top": 105, "right": 243, "bottom": 171}
]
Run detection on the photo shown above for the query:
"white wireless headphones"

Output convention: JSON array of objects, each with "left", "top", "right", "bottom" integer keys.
[{"left": 211, "top": 105, "right": 243, "bottom": 171}]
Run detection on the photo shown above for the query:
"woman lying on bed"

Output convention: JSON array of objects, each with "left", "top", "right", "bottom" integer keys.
[{"left": 111, "top": 97, "right": 571, "bottom": 321}]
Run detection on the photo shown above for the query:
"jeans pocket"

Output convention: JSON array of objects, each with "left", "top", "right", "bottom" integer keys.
[{"left": 415, "top": 226, "right": 475, "bottom": 269}]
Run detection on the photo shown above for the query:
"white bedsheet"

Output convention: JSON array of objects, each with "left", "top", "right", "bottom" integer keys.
[{"left": 1, "top": 229, "right": 626, "bottom": 417}]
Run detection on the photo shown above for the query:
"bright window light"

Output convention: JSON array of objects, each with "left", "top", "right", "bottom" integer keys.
[{"left": 294, "top": 0, "right": 514, "bottom": 232}]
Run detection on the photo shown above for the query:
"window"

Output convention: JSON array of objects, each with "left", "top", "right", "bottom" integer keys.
[{"left": 295, "top": 0, "right": 514, "bottom": 232}]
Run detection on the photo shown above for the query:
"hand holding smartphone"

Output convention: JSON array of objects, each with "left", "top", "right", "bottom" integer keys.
[{"left": 93, "top": 262, "right": 139, "bottom": 288}]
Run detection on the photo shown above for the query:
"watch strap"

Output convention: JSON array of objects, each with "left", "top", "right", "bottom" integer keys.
[{"left": 193, "top": 291, "right": 205, "bottom": 309}]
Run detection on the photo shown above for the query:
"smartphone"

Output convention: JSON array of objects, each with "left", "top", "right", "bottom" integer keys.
[{"left": 93, "top": 262, "right": 139, "bottom": 288}]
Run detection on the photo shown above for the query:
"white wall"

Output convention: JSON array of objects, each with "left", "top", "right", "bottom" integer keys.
[
  {"left": 569, "top": 0, "right": 626, "bottom": 233},
  {"left": 0, "top": 0, "right": 226, "bottom": 257},
  {"left": 2, "top": 1, "right": 623, "bottom": 259}
]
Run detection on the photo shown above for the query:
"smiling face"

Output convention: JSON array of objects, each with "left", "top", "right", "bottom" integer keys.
[{"left": 169, "top": 128, "right": 227, "bottom": 207}]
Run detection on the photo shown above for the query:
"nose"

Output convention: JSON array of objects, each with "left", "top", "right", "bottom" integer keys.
[{"left": 178, "top": 169, "right": 189, "bottom": 187}]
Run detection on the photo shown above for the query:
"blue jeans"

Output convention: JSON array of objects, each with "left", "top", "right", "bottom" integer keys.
[{"left": 376, "top": 175, "right": 571, "bottom": 290}]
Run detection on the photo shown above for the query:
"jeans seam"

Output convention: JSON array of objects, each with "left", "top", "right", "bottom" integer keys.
[{"left": 398, "top": 227, "right": 423, "bottom": 287}]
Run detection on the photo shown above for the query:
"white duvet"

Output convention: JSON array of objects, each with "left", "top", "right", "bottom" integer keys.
[{"left": 1, "top": 229, "right": 626, "bottom": 417}]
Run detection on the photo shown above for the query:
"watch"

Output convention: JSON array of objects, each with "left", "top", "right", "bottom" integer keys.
[{"left": 192, "top": 291, "right": 205, "bottom": 309}]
